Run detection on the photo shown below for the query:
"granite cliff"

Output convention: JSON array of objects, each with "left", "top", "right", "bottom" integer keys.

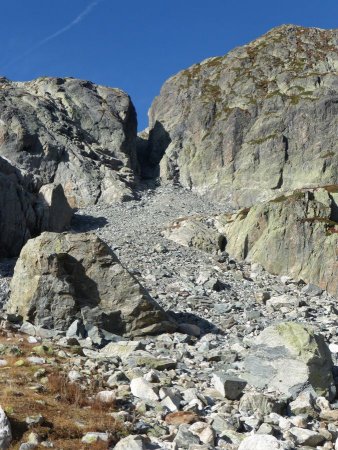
[{"left": 144, "top": 25, "right": 338, "bottom": 208}]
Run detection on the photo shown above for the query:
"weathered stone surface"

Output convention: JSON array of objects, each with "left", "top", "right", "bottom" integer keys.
[
  {"left": 130, "top": 377, "right": 159, "bottom": 401},
  {"left": 216, "top": 188, "right": 338, "bottom": 296},
  {"left": 238, "top": 434, "right": 283, "bottom": 450},
  {"left": 36, "top": 183, "right": 73, "bottom": 232},
  {"left": 289, "top": 427, "right": 325, "bottom": 446},
  {"left": 113, "top": 435, "right": 148, "bottom": 450},
  {"left": 0, "top": 76, "right": 138, "bottom": 207},
  {"left": 144, "top": 26, "right": 338, "bottom": 208},
  {"left": 239, "top": 391, "right": 286, "bottom": 416},
  {"left": 243, "top": 322, "right": 334, "bottom": 398},
  {"left": 0, "top": 157, "right": 71, "bottom": 257},
  {"left": 6, "top": 232, "right": 176, "bottom": 336},
  {"left": 212, "top": 372, "right": 247, "bottom": 400},
  {"left": 162, "top": 216, "right": 226, "bottom": 253}
]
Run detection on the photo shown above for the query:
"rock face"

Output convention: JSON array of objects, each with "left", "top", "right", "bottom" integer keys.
[
  {"left": 0, "top": 157, "right": 72, "bottom": 257},
  {"left": 216, "top": 188, "right": 338, "bottom": 296},
  {"left": 243, "top": 322, "right": 334, "bottom": 399},
  {"left": 6, "top": 232, "right": 176, "bottom": 336},
  {"left": 145, "top": 25, "right": 338, "bottom": 208},
  {"left": 0, "top": 76, "right": 138, "bottom": 207}
]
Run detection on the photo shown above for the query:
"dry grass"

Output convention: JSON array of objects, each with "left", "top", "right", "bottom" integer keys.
[{"left": 0, "top": 331, "right": 129, "bottom": 449}]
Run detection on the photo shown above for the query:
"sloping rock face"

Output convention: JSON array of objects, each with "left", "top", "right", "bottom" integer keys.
[
  {"left": 6, "top": 232, "right": 176, "bottom": 337},
  {"left": 216, "top": 188, "right": 338, "bottom": 295},
  {"left": 0, "top": 76, "right": 137, "bottom": 207},
  {"left": 243, "top": 322, "right": 334, "bottom": 399},
  {"left": 0, "top": 157, "right": 71, "bottom": 257},
  {"left": 146, "top": 25, "right": 338, "bottom": 208}
]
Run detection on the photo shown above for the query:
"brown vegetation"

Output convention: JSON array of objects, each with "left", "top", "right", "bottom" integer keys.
[{"left": 0, "top": 331, "right": 128, "bottom": 449}]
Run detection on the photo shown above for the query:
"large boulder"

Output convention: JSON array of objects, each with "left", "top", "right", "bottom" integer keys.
[
  {"left": 216, "top": 188, "right": 338, "bottom": 296},
  {"left": 243, "top": 322, "right": 334, "bottom": 399},
  {"left": 144, "top": 25, "right": 338, "bottom": 208},
  {"left": 6, "top": 232, "right": 176, "bottom": 337},
  {"left": 0, "top": 76, "right": 138, "bottom": 207},
  {"left": 0, "top": 157, "right": 71, "bottom": 257},
  {"left": 162, "top": 216, "right": 226, "bottom": 253}
]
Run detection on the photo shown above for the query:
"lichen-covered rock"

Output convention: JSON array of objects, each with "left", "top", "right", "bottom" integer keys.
[
  {"left": 145, "top": 25, "right": 338, "bottom": 208},
  {"left": 0, "top": 76, "right": 138, "bottom": 207},
  {"left": 216, "top": 188, "right": 338, "bottom": 296},
  {"left": 243, "top": 322, "right": 334, "bottom": 399},
  {"left": 6, "top": 232, "right": 176, "bottom": 336}
]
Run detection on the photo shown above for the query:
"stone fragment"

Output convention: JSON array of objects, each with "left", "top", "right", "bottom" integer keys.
[
  {"left": 174, "top": 424, "right": 200, "bottom": 448},
  {"left": 113, "top": 435, "right": 148, "bottom": 450},
  {"left": 212, "top": 372, "right": 247, "bottom": 400},
  {"left": 95, "top": 391, "right": 116, "bottom": 404},
  {"left": 81, "top": 432, "right": 109, "bottom": 444},
  {"left": 266, "top": 294, "right": 299, "bottom": 311},
  {"left": 100, "top": 341, "right": 142, "bottom": 358},
  {"left": 130, "top": 377, "right": 159, "bottom": 402},
  {"left": 289, "top": 427, "right": 325, "bottom": 446},
  {"left": 289, "top": 389, "right": 317, "bottom": 416},
  {"left": 238, "top": 434, "right": 283, "bottom": 450}
]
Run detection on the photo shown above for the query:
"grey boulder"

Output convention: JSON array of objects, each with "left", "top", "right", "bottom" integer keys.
[
  {"left": 6, "top": 232, "right": 176, "bottom": 337},
  {"left": 243, "top": 322, "right": 334, "bottom": 399}
]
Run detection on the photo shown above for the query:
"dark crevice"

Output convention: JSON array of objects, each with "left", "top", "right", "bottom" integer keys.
[
  {"left": 282, "top": 135, "right": 289, "bottom": 162},
  {"left": 272, "top": 169, "right": 284, "bottom": 190}
]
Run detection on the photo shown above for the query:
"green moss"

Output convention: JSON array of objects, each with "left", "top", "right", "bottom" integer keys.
[
  {"left": 321, "top": 152, "right": 335, "bottom": 159},
  {"left": 247, "top": 133, "right": 278, "bottom": 145},
  {"left": 270, "top": 191, "right": 305, "bottom": 203}
]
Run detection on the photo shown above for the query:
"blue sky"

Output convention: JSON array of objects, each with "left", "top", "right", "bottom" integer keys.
[{"left": 0, "top": 0, "right": 337, "bottom": 130}]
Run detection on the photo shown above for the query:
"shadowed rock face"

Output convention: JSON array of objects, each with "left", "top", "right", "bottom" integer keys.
[
  {"left": 147, "top": 25, "right": 338, "bottom": 208},
  {"left": 0, "top": 76, "right": 138, "bottom": 207},
  {"left": 0, "top": 157, "right": 72, "bottom": 257},
  {"left": 6, "top": 232, "right": 177, "bottom": 337}
]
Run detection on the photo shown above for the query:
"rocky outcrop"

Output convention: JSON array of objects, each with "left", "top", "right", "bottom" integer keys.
[
  {"left": 0, "top": 76, "right": 138, "bottom": 207},
  {"left": 145, "top": 25, "right": 338, "bottom": 208},
  {"left": 243, "top": 322, "right": 334, "bottom": 399},
  {"left": 0, "top": 157, "right": 71, "bottom": 257},
  {"left": 6, "top": 232, "right": 176, "bottom": 337},
  {"left": 216, "top": 188, "right": 338, "bottom": 296}
]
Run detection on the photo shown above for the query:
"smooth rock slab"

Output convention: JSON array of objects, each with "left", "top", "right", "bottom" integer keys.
[
  {"left": 100, "top": 341, "right": 142, "bottom": 358},
  {"left": 130, "top": 377, "right": 159, "bottom": 402},
  {"left": 114, "top": 434, "right": 148, "bottom": 450},
  {"left": 238, "top": 434, "right": 283, "bottom": 450}
]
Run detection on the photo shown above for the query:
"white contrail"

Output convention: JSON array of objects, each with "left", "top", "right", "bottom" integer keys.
[{"left": 2, "top": 0, "right": 103, "bottom": 71}]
